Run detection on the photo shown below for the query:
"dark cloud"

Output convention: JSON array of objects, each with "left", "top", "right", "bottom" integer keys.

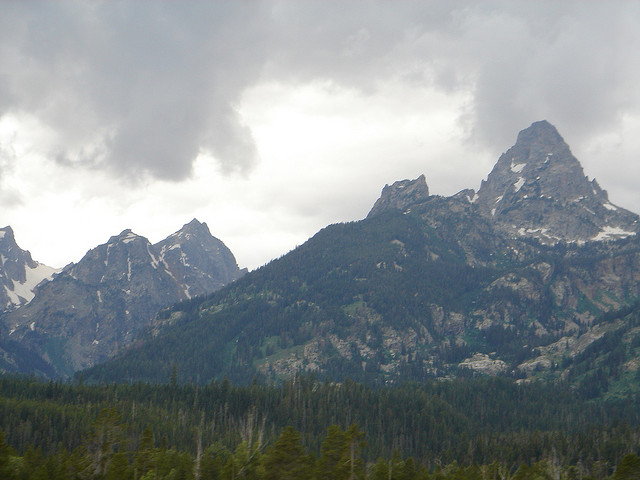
[
  {"left": 421, "top": 2, "right": 640, "bottom": 152},
  {"left": 266, "top": 1, "right": 640, "bottom": 156},
  {"left": 0, "top": 2, "right": 269, "bottom": 180},
  {"left": 1, "top": 1, "right": 640, "bottom": 182}
]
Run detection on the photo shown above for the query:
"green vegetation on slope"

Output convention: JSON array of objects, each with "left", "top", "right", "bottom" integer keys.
[{"left": 81, "top": 213, "right": 507, "bottom": 384}]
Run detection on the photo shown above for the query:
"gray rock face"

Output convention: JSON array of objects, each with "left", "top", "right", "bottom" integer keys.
[
  {"left": 475, "top": 120, "right": 640, "bottom": 243},
  {"left": 0, "top": 226, "right": 59, "bottom": 311},
  {"left": 154, "top": 219, "right": 243, "bottom": 298},
  {"left": 367, "top": 174, "right": 430, "bottom": 217},
  {"left": 2, "top": 219, "right": 242, "bottom": 376}
]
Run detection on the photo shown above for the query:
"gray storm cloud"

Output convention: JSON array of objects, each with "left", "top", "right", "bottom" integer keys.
[
  {"left": 0, "top": 2, "right": 268, "bottom": 180},
  {"left": 1, "top": 1, "right": 640, "bottom": 182}
]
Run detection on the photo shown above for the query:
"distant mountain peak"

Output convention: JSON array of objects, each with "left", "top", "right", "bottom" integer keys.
[
  {"left": 0, "top": 226, "right": 59, "bottom": 311},
  {"left": 155, "top": 219, "right": 243, "bottom": 300},
  {"left": 184, "top": 218, "right": 205, "bottom": 228},
  {"left": 0, "top": 225, "right": 15, "bottom": 242},
  {"left": 107, "top": 229, "right": 146, "bottom": 245},
  {"left": 367, "top": 174, "right": 430, "bottom": 218},
  {"left": 478, "top": 121, "right": 586, "bottom": 200},
  {"left": 363, "top": 121, "right": 639, "bottom": 245},
  {"left": 170, "top": 218, "right": 211, "bottom": 239},
  {"left": 474, "top": 120, "right": 639, "bottom": 244},
  {"left": 515, "top": 120, "right": 565, "bottom": 148}
]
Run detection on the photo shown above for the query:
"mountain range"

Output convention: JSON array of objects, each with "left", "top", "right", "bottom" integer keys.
[
  {"left": 3, "top": 120, "right": 640, "bottom": 395},
  {"left": 0, "top": 219, "right": 243, "bottom": 377},
  {"left": 77, "top": 121, "right": 640, "bottom": 394}
]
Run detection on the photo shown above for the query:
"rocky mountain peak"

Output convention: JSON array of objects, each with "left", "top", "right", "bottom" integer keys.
[
  {"left": 367, "top": 174, "right": 430, "bottom": 218},
  {"left": 477, "top": 120, "right": 593, "bottom": 206},
  {"left": 155, "top": 219, "right": 243, "bottom": 299},
  {"left": 165, "top": 218, "right": 210, "bottom": 242},
  {"left": 0, "top": 226, "right": 36, "bottom": 271},
  {"left": 514, "top": 120, "right": 566, "bottom": 149},
  {"left": 0, "top": 225, "right": 16, "bottom": 245},
  {"left": 107, "top": 229, "right": 146, "bottom": 246},
  {"left": 0, "top": 226, "right": 58, "bottom": 311},
  {"left": 181, "top": 218, "right": 207, "bottom": 233},
  {"left": 475, "top": 120, "right": 639, "bottom": 244},
  {"left": 3, "top": 220, "right": 244, "bottom": 376}
]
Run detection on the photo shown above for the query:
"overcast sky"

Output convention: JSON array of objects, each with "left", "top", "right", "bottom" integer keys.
[{"left": 2, "top": 1, "right": 640, "bottom": 270}]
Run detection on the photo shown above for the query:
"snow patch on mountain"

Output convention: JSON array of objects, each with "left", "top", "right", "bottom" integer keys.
[
  {"left": 121, "top": 232, "right": 139, "bottom": 244},
  {"left": 510, "top": 161, "right": 526, "bottom": 173},
  {"left": 592, "top": 226, "right": 637, "bottom": 241},
  {"left": 2, "top": 259, "right": 59, "bottom": 308},
  {"left": 513, "top": 177, "right": 525, "bottom": 192}
]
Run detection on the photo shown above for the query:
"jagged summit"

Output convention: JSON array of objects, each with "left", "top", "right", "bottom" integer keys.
[
  {"left": 154, "top": 219, "right": 243, "bottom": 299},
  {"left": 3, "top": 221, "right": 244, "bottom": 376},
  {"left": 106, "top": 229, "right": 145, "bottom": 245},
  {"left": 0, "top": 225, "right": 16, "bottom": 244},
  {"left": 182, "top": 218, "right": 207, "bottom": 231},
  {"left": 476, "top": 120, "right": 603, "bottom": 209},
  {"left": 475, "top": 120, "right": 638, "bottom": 243},
  {"left": 365, "top": 121, "right": 639, "bottom": 244},
  {"left": 166, "top": 218, "right": 211, "bottom": 240},
  {"left": 0, "top": 226, "right": 58, "bottom": 310},
  {"left": 367, "top": 174, "right": 430, "bottom": 218},
  {"left": 514, "top": 120, "right": 565, "bottom": 149}
]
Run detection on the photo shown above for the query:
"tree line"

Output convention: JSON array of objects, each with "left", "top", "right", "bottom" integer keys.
[
  {"left": 2, "top": 414, "right": 640, "bottom": 479},
  {"left": 2, "top": 375, "right": 640, "bottom": 478}
]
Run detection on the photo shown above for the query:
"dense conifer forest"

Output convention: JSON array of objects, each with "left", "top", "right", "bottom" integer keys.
[{"left": 1, "top": 375, "right": 640, "bottom": 479}]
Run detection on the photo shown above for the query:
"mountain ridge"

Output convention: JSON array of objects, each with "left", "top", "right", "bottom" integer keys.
[
  {"left": 369, "top": 121, "right": 639, "bottom": 245},
  {"left": 1, "top": 219, "right": 243, "bottom": 377},
  {"left": 81, "top": 121, "right": 640, "bottom": 389}
]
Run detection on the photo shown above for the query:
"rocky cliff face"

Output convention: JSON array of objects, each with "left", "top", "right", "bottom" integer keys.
[
  {"left": 475, "top": 120, "right": 639, "bottom": 243},
  {"left": 154, "top": 219, "right": 244, "bottom": 298},
  {"left": 367, "top": 174, "right": 430, "bottom": 218},
  {"left": 2, "top": 219, "right": 243, "bottom": 376},
  {"left": 369, "top": 121, "right": 640, "bottom": 247},
  {"left": 0, "top": 226, "right": 59, "bottom": 311}
]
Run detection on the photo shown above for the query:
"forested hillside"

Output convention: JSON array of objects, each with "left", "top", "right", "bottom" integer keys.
[
  {"left": 81, "top": 212, "right": 502, "bottom": 384},
  {"left": 83, "top": 208, "right": 640, "bottom": 394}
]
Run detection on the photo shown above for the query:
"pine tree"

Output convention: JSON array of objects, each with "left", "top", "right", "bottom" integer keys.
[
  {"left": 317, "top": 425, "right": 348, "bottom": 480},
  {"left": 106, "top": 451, "right": 133, "bottom": 480},
  {"left": 200, "top": 443, "right": 231, "bottom": 480},
  {"left": 369, "top": 458, "right": 389, "bottom": 480},
  {"left": 0, "top": 428, "right": 15, "bottom": 480},
  {"left": 85, "top": 408, "right": 126, "bottom": 478},
  {"left": 262, "top": 426, "right": 312, "bottom": 480},
  {"left": 613, "top": 453, "right": 640, "bottom": 480},
  {"left": 134, "top": 427, "right": 155, "bottom": 479},
  {"left": 345, "top": 425, "right": 365, "bottom": 480}
]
